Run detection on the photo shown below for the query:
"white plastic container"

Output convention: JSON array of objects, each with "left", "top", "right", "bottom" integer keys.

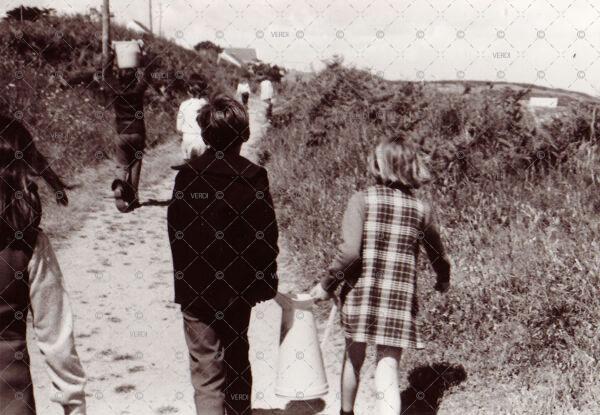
[
  {"left": 274, "top": 292, "right": 329, "bottom": 400},
  {"left": 112, "top": 40, "right": 141, "bottom": 68}
]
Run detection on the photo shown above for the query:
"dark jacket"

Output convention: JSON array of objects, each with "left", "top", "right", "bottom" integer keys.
[
  {"left": 167, "top": 149, "right": 279, "bottom": 316},
  {"left": 0, "top": 231, "right": 36, "bottom": 340},
  {"left": 67, "top": 68, "right": 150, "bottom": 135},
  {"left": 111, "top": 70, "right": 149, "bottom": 135},
  {"left": 0, "top": 230, "right": 37, "bottom": 414}
]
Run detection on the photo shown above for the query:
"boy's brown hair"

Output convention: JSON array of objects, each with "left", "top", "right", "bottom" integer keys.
[{"left": 197, "top": 94, "right": 250, "bottom": 151}]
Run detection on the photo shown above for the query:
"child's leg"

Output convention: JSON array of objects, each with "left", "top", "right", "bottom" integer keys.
[
  {"left": 374, "top": 345, "right": 402, "bottom": 415},
  {"left": 114, "top": 134, "right": 136, "bottom": 180},
  {"left": 130, "top": 157, "right": 142, "bottom": 199},
  {"left": 182, "top": 312, "right": 226, "bottom": 415},
  {"left": 181, "top": 134, "right": 190, "bottom": 159},
  {"left": 341, "top": 339, "right": 366, "bottom": 413}
]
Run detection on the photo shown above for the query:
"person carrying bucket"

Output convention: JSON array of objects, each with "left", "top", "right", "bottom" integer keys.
[
  {"left": 176, "top": 74, "right": 208, "bottom": 160},
  {"left": 168, "top": 94, "right": 279, "bottom": 415},
  {"left": 259, "top": 76, "right": 274, "bottom": 120},
  {"left": 67, "top": 40, "right": 158, "bottom": 212},
  {"left": 0, "top": 116, "right": 87, "bottom": 415},
  {"left": 310, "top": 137, "right": 451, "bottom": 415},
  {"left": 108, "top": 40, "right": 158, "bottom": 212}
]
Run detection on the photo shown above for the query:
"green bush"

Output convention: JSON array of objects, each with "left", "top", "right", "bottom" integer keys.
[
  {"left": 0, "top": 13, "right": 242, "bottom": 177},
  {"left": 264, "top": 60, "right": 600, "bottom": 412}
]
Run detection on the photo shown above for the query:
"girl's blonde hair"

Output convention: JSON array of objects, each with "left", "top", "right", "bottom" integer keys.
[{"left": 368, "top": 139, "right": 431, "bottom": 189}]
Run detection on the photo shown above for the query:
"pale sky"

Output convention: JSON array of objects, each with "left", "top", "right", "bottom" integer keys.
[{"left": 3, "top": 0, "right": 600, "bottom": 96}]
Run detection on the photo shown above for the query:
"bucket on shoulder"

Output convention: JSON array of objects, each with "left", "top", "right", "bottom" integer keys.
[{"left": 112, "top": 40, "right": 142, "bottom": 69}]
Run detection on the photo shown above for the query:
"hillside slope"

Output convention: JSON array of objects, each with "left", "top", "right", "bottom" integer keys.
[
  {"left": 0, "top": 12, "right": 242, "bottom": 237},
  {"left": 0, "top": 12, "right": 241, "bottom": 185},
  {"left": 262, "top": 60, "right": 600, "bottom": 413}
]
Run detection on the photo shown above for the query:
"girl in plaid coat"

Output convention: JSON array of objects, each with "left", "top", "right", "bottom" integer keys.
[{"left": 310, "top": 139, "right": 451, "bottom": 415}]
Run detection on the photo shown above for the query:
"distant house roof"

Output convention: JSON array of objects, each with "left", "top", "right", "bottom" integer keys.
[
  {"left": 528, "top": 97, "right": 558, "bottom": 108},
  {"left": 218, "top": 48, "right": 258, "bottom": 67}
]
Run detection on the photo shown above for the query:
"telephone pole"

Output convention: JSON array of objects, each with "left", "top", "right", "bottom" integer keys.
[
  {"left": 102, "top": 0, "right": 111, "bottom": 69},
  {"left": 158, "top": 2, "right": 163, "bottom": 37},
  {"left": 148, "top": 0, "right": 153, "bottom": 34}
]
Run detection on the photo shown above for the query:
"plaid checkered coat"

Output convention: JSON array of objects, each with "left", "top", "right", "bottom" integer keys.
[{"left": 342, "top": 185, "right": 429, "bottom": 348}]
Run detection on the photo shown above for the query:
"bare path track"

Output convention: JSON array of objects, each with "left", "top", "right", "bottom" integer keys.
[
  {"left": 27, "top": 99, "right": 338, "bottom": 415},
  {"left": 28, "top": 99, "right": 467, "bottom": 415}
]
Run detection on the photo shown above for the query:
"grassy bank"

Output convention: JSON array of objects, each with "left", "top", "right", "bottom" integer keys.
[
  {"left": 262, "top": 60, "right": 600, "bottom": 413},
  {"left": 0, "top": 12, "right": 242, "bottom": 236}
]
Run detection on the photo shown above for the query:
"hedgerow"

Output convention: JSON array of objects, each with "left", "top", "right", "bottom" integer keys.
[{"left": 264, "top": 58, "right": 600, "bottom": 412}]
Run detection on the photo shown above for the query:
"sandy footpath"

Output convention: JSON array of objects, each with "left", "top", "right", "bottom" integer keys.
[
  {"left": 27, "top": 99, "right": 466, "bottom": 415},
  {"left": 26, "top": 99, "right": 344, "bottom": 415}
]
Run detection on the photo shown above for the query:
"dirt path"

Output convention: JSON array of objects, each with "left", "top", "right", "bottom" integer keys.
[{"left": 27, "top": 99, "right": 434, "bottom": 415}]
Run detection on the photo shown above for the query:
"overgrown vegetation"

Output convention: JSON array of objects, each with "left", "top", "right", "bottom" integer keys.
[
  {"left": 0, "top": 12, "right": 242, "bottom": 177},
  {"left": 4, "top": 6, "right": 55, "bottom": 22},
  {"left": 0, "top": 11, "right": 242, "bottom": 238},
  {"left": 264, "top": 59, "right": 600, "bottom": 413}
]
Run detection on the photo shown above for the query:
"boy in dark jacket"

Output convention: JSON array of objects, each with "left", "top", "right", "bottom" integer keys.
[{"left": 167, "top": 95, "right": 279, "bottom": 415}]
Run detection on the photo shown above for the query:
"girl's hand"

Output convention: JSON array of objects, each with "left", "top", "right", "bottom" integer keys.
[{"left": 309, "top": 283, "right": 331, "bottom": 302}]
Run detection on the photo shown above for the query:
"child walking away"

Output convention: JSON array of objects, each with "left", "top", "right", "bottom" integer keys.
[
  {"left": 0, "top": 116, "right": 86, "bottom": 415},
  {"left": 176, "top": 74, "right": 208, "bottom": 160},
  {"left": 108, "top": 53, "right": 155, "bottom": 212},
  {"left": 168, "top": 95, "right": 279, "bottom": 415},
  {"left": 310, "top": 139, "right": 451, "bottom": 415},
  {"left": 236, "top": 77, "right": 251, "bottom": 109},
  {"left": 259, "top": 76, "right": 274, "bottom": 120},
  {"left": 68, "top": 41, "right": 157, "bottom": 213}
]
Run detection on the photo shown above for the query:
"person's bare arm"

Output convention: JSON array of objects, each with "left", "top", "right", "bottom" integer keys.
[{"left": 321, "top": 191, "right": 365, "bottom": 292}]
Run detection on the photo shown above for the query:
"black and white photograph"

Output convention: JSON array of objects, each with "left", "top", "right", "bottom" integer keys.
[{"left": 0, "top": 1, "right": 599, "bottom": 414}]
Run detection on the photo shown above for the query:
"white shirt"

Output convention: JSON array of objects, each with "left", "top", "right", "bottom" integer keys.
[
  {"left": 176, "top": 97, "right": 207, "bottom": 135},
  {"left": 260, "top": 80, "right": 274, "bottom": 100},
  {"left": 236, "top": 82, "right": 251, "bottom": 95},
  {"left": 28, "top": 231, "right": 87, "bottom": 414}
]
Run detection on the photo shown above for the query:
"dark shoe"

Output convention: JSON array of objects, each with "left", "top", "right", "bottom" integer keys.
[{"left": 112, "top": 179, "right": 137, "bottom": 213}]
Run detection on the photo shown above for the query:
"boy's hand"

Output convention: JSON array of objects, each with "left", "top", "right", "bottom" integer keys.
[
  {"left": 309, "top": 283, "right": 331, "bottom": 302},
  {"left": 434, "top": 281, "right": 450, "bottom": 293}
]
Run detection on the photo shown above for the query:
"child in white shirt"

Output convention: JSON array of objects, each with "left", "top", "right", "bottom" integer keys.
[
  {"left": 260, "top": 77, "right": 274, "bottom": 119},
  {"left": 177, "top": 75, "right": 208, "bottom": 160},
  {"left": 236, "top": 79, "right": 251, "bottom": 108}
]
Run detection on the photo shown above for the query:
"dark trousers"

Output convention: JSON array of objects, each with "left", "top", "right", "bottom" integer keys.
[
  {"left": 183, "top": 305, "right": 252, "bottom": 415},
  {"left": 115, "top": 132, "right": 145, "bottom": 197}
]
